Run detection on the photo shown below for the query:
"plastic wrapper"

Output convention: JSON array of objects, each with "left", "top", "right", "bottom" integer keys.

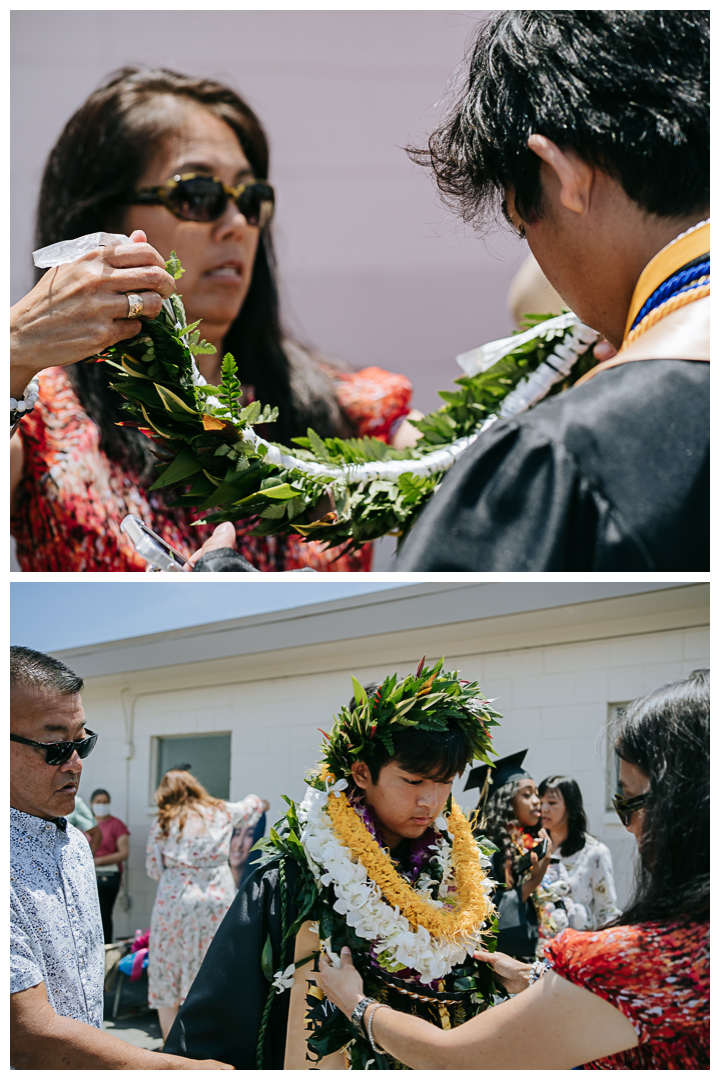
[{"left": 33, "top": 232, "right": 132, "bottom": 268}]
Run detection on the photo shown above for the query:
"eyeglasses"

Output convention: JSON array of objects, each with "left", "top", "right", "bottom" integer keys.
[
  {"left": 130, "top": 173, "right": 275, "bottom": 226},
  {"left": 611, "top": 791, "right": 648, "bottom": 827},
  {"left": 10, "top": 729, "right": 98, "bottom": 766}
]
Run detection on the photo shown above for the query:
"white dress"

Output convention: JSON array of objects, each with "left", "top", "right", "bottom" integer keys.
[
  {"left": 536, "top": 834, "right": 621, "bottom": 954},
  {"left": 145, "top": 795, "right": 263, "bottom": 1008}
]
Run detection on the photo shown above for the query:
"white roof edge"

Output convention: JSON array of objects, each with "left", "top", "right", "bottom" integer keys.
[{"left": 45, "top": 582, "right": 703, "bottom": 679}]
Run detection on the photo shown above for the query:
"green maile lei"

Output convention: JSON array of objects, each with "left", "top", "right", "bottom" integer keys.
[
  {"left": 249, "top": 660, "right": 503, "bottom": 1069},
  {"left": 96, "top": 253, "right": 599, "bottom": 556}
]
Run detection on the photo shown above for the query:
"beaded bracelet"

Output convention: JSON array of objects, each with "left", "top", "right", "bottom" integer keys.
[
  {"left": 528, "top": 959, "right": 553, "bottom": 985},
  {"left": 10, "top": 379, "right": 40, "bottom": 436},
  {"left": 366, "top": 1002, "right": 391, "bottom": 1056}
]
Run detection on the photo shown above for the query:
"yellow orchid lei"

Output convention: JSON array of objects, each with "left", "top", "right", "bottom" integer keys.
[{"left": 325, "top": 787, "right": 492, "bottom": 939}]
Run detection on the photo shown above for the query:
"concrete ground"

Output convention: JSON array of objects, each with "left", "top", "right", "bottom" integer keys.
[{"left": 103, "top": 1011, "right": 164, "bottom": 1052}]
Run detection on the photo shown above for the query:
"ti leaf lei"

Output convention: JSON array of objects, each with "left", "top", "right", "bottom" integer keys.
[{"left": 98, "top": 253, "right": 599, "bottom": 554}]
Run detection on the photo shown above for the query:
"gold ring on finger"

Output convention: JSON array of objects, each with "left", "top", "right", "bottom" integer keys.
[{"left": 126, "top": 293, "right": 144, "bottom": 319}]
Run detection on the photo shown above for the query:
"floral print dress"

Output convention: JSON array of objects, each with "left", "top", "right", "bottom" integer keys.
[
  {"left": 145, "top": 795, "right": 263, "bottom": 1009},
  {"left": 546, "top": 917, "right": 709, "bottom": 1069},
  {"left": 535, "top": 834, "right": 621, "bottom": 955}
]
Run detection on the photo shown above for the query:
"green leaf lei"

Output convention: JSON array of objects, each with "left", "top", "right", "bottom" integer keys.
[{"left": 97, "top": 253, "right": 598, "bottom": 554}]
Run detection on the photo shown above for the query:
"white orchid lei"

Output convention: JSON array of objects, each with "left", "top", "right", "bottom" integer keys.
[{"left": 297, "top": 780, "right": 494, "bottom": 984}]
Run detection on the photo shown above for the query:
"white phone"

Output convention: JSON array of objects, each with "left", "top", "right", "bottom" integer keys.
[{"left": 120, "top": 514, "right": 187, "bottom": 573}]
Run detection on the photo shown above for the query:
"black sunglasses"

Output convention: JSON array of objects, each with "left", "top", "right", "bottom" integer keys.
[
  {"left": 130, "top": 173, "right": 275, "bottom": 226},
  {"left": 611, "top": 791, "right": 648, "bottom": 827},
  {"left": 11, "top": 728, "right": 98, "bottom": 766}
]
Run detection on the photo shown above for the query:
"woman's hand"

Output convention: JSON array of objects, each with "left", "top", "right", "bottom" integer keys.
[
  {"left": 474, "top": 948, "right": 533, "bottom": 995},
  {"left": 317, "top": 947, "right": 365, "bottom": 1019},
  {"left": 520, "top": 827, "right": 553, "bottom": 901},
  {"left": 183, "top": 522, "right": 237, "bottom": 571},
  {"left": 527, "top": 827, "right": 553, "bottom": 882},
  {"left": 10, "top": 230, "right": 176, "bottom": 397}
]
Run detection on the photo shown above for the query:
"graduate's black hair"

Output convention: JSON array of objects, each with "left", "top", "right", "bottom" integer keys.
[
  {"left": 352, "top": 684, "right": 473, "bottom": 784},
  {"left": 610, "top": 668, "right": 709, "bottom": 926},
  {"left": 537, "top": 775, "right": 588, "bottom": 858},
  {"left": 410, "top": 11, "right": 709, "bottom": 228}
]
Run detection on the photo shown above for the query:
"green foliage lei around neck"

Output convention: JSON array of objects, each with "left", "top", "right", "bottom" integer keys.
[
  {"left": 98, "top": 252, "right": 599, "bottom": 554},
  {"left": 317, "top": 657, "right": 501, "bottom": 784}
]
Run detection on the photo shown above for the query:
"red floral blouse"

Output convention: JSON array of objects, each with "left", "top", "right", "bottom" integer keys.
[
  {"left": 546, "top": 917, "right": 709, "bottom": 1069},
  {"left": 11, "top": 365, "right": 412, "bottom": 573}
]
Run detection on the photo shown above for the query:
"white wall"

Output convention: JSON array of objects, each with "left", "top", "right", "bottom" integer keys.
[
  {"left": 76, "top": 622, "right": 709, "bottom": 937},
  {"left": 11, "top": 10, "right": 525, "bottom": 415}
]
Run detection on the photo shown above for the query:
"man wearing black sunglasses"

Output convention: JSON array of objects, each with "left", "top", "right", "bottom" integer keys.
[{"left": 10, "top": 645, "right": 231, "bottom": 1071}]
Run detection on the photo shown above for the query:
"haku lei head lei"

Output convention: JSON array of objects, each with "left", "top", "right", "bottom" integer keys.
[
  {"left": 298, "top": 660, "right": 502, "bottom": 978},
  {"left": 315, "top": 656, "right": 500, "bottom": 783}
]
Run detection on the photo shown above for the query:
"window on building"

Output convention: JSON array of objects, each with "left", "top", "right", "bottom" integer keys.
[
  {"left": 155, "top": 733, "right": 231, "bottom": 800},
  {"left": 605, "top": 702, "right": 629, "bottom": 811}
]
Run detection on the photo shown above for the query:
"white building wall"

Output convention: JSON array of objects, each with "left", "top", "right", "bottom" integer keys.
[{"left": 75, "top": 617, "right": 709, "bottom": 939}]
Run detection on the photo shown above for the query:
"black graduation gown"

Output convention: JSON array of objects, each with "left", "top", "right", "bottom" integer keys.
[
  {"left": 395, "top": 359, "right": 709, "bottom": 571},
  {"left": 162, "top": 859, "right": 298, "bottom": 1069}
]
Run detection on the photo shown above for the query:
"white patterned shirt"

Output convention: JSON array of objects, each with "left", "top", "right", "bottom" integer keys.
[
  {"left": 10, "top": 807, "right": 104, "bottom": 1027},
  {"left": 539, "top": 833, "right": 622, "bottom": 936}
]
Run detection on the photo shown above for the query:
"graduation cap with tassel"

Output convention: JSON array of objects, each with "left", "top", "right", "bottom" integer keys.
[{"left": 464, "top": 749, "right": 532, "bottom": 826}]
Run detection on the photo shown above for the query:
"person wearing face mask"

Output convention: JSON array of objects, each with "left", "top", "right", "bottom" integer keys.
[
  {"left": 318, "top": 670, "right": 709, "bottom": 1070},
  {"left": 465, "top": 751, "right": 552, "bottom": 962},
  {"left": 10, "top": 67, "right": 419, "bottom": 573},
  {"left": 88, "top": 789, "right": 130, "bottom": 945},
  {"left": 65, "top": 792, "right": 103, "bottom": 856}
]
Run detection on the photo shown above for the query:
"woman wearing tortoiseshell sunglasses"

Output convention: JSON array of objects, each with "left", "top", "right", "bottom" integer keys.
[{"left": 10, "top": 68, "right": 419, "bottom": 572}]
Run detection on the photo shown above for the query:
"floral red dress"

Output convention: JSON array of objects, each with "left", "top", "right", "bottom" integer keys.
[
  {"left": 545, "top": 917, "right": 709, "bottom": 1069},
  {"left": 11, "top": 365, "right": 412, "bottom": 572}
]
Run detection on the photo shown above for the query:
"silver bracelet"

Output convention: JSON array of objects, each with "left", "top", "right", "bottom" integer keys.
[{"left": 366, "top": 1002, "right": 390, "bottom": 1056}]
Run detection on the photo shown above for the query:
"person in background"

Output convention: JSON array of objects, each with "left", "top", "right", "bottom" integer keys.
[
  {"left": 228, "top": 809, "right": 266, "bottom": 891},
  {"left": 66, "top": 791, "right": 102, "bottom": 855},
  {"left": 10, "top": 646, "right": 230, "bottom": 1069},
  {"left": 319, "top": 669, "right": 710, "bottom": 1069},
  {"left": 146, "top": 769, "right": 269, "bottom": 1039},
  {"left": 89, "top": 788, "right": 130, "bottom": 945},
  {"left": 465, "top": 750, "right": 552, "bottom": 961},
  {"left": 536, "top": 775, "right": 621, "bottom": 954}
]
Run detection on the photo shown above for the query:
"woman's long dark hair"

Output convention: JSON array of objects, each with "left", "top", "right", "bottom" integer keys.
[
  {"left": 611, "top": 668, "right": 709, "bottom": 926},
  {"left": 35, "top": 66, "right": 351, "bottom": 478},
  {"left": 537, "top": 775, "right": 588, "bottom": 858},
  {"left": 483, "top": 779, "right": 540, "bottom": 886}
]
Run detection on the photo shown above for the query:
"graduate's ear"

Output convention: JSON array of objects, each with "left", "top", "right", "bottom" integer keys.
[
  {"left": 527, "top": 134, "right": 594, "bottom": 216},
  {"left": 351, "top": 761, "right": 371, "bottom": 790}
]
